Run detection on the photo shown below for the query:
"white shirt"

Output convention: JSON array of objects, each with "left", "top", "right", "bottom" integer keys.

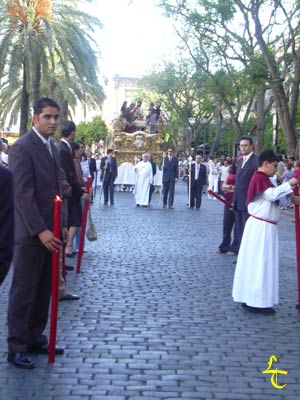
[
  {"left": 242, "top": 152, "right": 253, "bottom": 168},
  {"left": 33, "top": 127, "right": 53, "bottom": 156},
  {"left": 61, "top": 138, "right": 72, "bottom": 153}
]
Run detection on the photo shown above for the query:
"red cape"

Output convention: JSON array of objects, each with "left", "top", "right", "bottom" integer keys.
[{"left": 246, "top": 171, "right": 274, "bottom": 205}]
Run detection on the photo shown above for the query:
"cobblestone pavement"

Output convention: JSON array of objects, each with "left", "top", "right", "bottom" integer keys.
[{"left": 1, "top": 181, "right": 300, "bottom": 400}]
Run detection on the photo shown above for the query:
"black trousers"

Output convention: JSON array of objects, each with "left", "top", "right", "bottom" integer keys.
[
  {"left": 163, "top": 179, "right": 175, "bottom": 206},
  {"left": 218, "top": 205, "right": 239, "bottom": 253},
  {"left": 190, "top": 182, "right": 203, "bottom": 209},
  {"left": 103, "top": 174, "right": 115, "bottom": 204},
  {"left": 149, "top": 184, "right": 155, "bottom": 204},
  {"left": 7, "top": 243, "right": 52, "bottom": 353}
]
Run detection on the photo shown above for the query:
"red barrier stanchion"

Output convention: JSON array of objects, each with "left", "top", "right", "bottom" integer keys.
[
  {"left": 76, "top": 176, "right": 92, "bottom": 274},
  {"left": 48, "top": 196, "right": 62, "bottom": 364},
  {"left": 62, "top": 243, "right": 66, "bottom": 282},
  {"left": 293, "top": 186, "right": 300, "bottom": 311},
  {"left": 207, "top": 189, "right": 233, "bottom": 209}
]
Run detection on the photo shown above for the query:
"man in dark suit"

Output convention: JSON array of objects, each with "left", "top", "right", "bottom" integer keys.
[
  {"left": 86, "top": 149, "right": 97, "bottom": 180},
  {"left": 7, "top": 98, "right": 64, "bottom": 369},
  {"left": 233, "top": 136, "right": 258, "bottom": 252},
  {"left": 100, "top": 148, "right": 118, "bottom": 205},
  {"left": 86, "top": 149, "right": 97, "bottom": 202},
  {"left": 188, "top": 154, "right": 207, "bottom": 209},
  {"left": 162, "top": 148, "right": 179, "bottom": 209},
  {"left": 0, "top": 165, "right": 14, "bottom": 285}
]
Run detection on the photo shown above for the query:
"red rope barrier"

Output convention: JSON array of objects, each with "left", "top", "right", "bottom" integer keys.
[
  {"left": 76, "top": 176, "right": 93, "bottom": 273},
  {"left": 48, "top": 196, "right": 62, "bottom": 364},
  {"left": 207, "top": 189, "right": 233, "bottom": 209}
]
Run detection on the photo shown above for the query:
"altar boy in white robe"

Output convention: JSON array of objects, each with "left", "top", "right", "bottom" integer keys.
[
  {"left": 232, "top": 150, "right": 298, "bottom": 314},
  {"left": 134, "top": 153, "right": 153, "bottom": 207}
]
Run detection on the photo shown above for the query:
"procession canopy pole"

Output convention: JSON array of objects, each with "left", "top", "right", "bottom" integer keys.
[
  {"left": 76, "top": 176, "right": 93, "bottom": 274},
  {"left": 48, "top": 196, "right": 62, "bottom": 364},
  {"left": 207, "top": 189, "right": 233, "bottom": 209},
  {"left": 94, "top": 171, "right": 98, "bottom": 199},
  {"left": 188, "top": 156, "right": 193, "bottom": 208},
  {"left": 293, "top": 186, "right": 300, "bottom": 311},
  {"left": 158, "top": 154, "right": 165, "bottom": 209}
]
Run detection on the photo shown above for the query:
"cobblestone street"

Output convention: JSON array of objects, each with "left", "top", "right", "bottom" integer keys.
[{"left": 0, "top": 181, "right": 300, "bottom": 400}]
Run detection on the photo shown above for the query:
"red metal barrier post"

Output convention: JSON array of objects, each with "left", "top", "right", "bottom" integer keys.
[{"left": 48, "top": 196, "right": 62, "bottom": 363}]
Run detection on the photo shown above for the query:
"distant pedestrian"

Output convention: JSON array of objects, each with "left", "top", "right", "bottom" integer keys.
[
  {"left": 134, "top": 153, "right": 153, "bottom": 207},
  {"left": 100, "top": 149, "right": 118, "bottom": 205},
  {"left": 161, "top": 148, "right": 178, "bottom": 209}
]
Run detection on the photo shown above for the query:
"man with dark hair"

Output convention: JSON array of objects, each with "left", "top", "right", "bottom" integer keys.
[
  {"left": 57, "top": 120, "right": 88, "bottom": 258},
  {"left": 100, "top": 149, "right": 118, "bottom": 205},
  {"left": 0, "top": 165, "right": 14, "bottom": 285},
  {"left": 161, "top": 148, "right": 178, "bottom": 209},
  {"left": 7, "top": 98, "right": 64, "bottom": 369},
  {"left": 232, "top": 150, "right": 298, "bottom": 313},
  {"left": 232, "top": 136, "right": 258, "bottom": 252}
]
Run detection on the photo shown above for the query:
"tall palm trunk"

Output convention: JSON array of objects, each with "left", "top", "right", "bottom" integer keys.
[
  {"left": 32, "top": 61, "right": 41, "bottom": 105},
  {"left": 19, "top": 62, "right": 29, "bottom": 136}
]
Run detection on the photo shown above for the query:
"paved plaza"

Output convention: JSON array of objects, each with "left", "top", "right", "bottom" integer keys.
[{"left": 0, "top": 181, "right": 300, "bottom": 400}]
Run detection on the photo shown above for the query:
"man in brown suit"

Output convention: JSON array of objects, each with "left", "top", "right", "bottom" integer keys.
[{"left": 7, "top": 98, "right": 64, "bottom": 369}]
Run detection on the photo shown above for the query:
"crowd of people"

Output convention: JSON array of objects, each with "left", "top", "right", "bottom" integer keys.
[
  {"left": 120, "top": 100, "right": 162, "bottom": 134},
  {"left": 2, "top": 97, "right": 300, "bottom": 371}
]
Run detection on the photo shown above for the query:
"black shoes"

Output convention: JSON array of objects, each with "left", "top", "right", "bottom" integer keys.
[
  {"left": 27, "top": 343, "right": 64, "bottom": 355},
  {"left": 8, "top": 345, "right": 64, "bottom": 369},
  {"left": 7, "top": 352, "right": 35, "bottom": 369},
  {"left": 60, "top": 293, "right": 80, "bottom": 301},
  {"left": 241, "top": 303, "right": 276, "bottom": 314},
  {"left": 65, "top": 265, "right": 74, "bottom": 271}
]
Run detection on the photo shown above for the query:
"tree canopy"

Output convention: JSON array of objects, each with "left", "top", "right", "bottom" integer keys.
[
  {"left": 151, "top": 0, "right": 300, "bottom": 156},
  {"left": 0, "top": 0, "right": 105, "bottom": 134}
]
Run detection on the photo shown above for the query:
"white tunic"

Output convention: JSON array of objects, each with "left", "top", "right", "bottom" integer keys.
[
  {"left": 232, "top": 181, "right": 293, "bottom": 308},
  {"left": 134, "top": 161, "right": 153, "bottom": 205}
]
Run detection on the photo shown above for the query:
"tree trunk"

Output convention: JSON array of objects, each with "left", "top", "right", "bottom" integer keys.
[
  {"left": 19, "top": 62, "right": 29, "bottom": 136},
  {"left": 32, "top": 61, "right": 41, "bottom": 106},
  {"left": 61, "top": 99, "right": 69, "bottom": 120},
  {"left": 252, "top": 8, "right": 296, "bottom": 156},
  {"left": 254, "top": 89, "right": 265, "bottom": 153}
]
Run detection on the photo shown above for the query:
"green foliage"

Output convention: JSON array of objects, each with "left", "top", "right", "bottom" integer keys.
[
  {"left": 75, "top": 116, "right": 108, "bottom": 146},
  {"left": 0, "top": 0, "right": 104, "bottom": 132}
]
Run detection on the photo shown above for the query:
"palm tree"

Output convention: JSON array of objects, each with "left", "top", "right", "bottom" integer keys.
[{"left": 0, "top": 0, "right": 104, "bottom": 134}]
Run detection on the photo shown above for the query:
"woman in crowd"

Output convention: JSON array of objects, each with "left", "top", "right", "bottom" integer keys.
[
  {"left": 215, "top": 161, "right": 239, "bottom": 255},
  {"left": 64, "top": 141, "right": 85, "bottom": 257}
]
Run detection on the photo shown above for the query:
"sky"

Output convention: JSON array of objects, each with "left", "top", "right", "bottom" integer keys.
[{"left": 94, "top": 0, "right": 178, "bottom": 78}]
